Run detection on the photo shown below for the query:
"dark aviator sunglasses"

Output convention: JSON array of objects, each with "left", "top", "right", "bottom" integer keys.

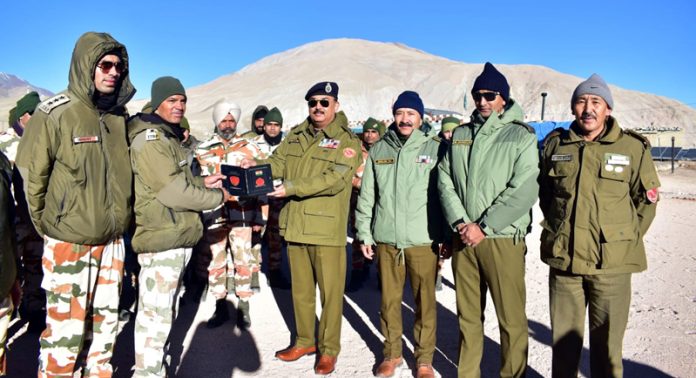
[
  {"left": 472, "top": 91, "right": 499, "bottom": 102},
  {"left": 97, "top": 61, "right": 126, "bottom": 74},
  {"left": 307, "top": 99, "right": 331, "bottom": 108}
]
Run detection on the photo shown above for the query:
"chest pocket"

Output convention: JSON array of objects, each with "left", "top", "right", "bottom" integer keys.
[
  {"left": 311, "top": 148, "right": 337, "bottom": 165},
  {"left": 286, "top": 141, "right": 304, "bottom": 157},
  {"left": 599, "top": 165, "right": 630, "bottom": 182},
  {"left": 548, "top": 161, "right": 577, "bottom": 178}
]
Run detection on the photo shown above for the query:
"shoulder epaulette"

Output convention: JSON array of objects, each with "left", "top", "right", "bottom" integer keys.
[
  {"left": 512, "top": 120, "right": 536, "bottom": 134},
  {"left": 623, "top": 129, "right": 651, "bottom": 148},
  {"left": 432, "top": 135, "right": 442, "bottom": 143},
  {"left": 38, "top": 94, "right": 71, "bottom": 114},
  {"left": 541, "top": 127, "right": 566, "bottom": 149}
]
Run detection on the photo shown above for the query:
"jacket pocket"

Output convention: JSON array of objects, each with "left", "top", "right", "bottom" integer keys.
[
  {"left": 303, "top": 205, "right": 337, "bottom": 237},
  {"left": 600, "top": 222, "right": 637, "bottom": 268},
  {"left": 540, "top": 219, "right": 567, "bottom": 261}
]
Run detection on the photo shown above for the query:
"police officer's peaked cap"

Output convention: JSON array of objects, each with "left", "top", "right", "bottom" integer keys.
[{"left": 305, "top": 81, "right": 339, "bottom": 100}]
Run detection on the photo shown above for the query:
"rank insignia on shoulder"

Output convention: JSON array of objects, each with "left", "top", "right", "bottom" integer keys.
[
  {"left": 38, "top": 94, "right": 70, "bottom": 114},
  {"left": 145, "top": 129, "right": 159, "bottom": 141},
  {"left": 551, "top": 154, "right": 573, "bottom": 162},
  {"left": 319, "top": 138, "right": 340, "bottom": 149}
]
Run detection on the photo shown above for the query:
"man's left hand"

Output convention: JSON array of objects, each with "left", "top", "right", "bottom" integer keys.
[
  {"left": 269, "top": 184, "right": 287, "bottom": 198},
  {"left": 204, "top": 173, "right": 224, "bottom": 189},
  {"left": 462, "top": 223, "right": 486, "bottom": 248}
]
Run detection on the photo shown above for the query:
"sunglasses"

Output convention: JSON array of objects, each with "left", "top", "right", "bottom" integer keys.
[
  {"left": 96, "top": 61, "right": 126, "bottom": 74},
  {"left": 308, "top": 99, "right": 331, "bottom": 108},
  {"left": 472, "top": 91, "right": 499, "bottom": 102}
]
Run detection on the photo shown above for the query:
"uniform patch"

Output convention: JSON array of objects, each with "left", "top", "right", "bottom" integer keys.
[
  {"left": 417, "top": 155, "right": 432, "bottom": 164},
  {"left": 646, "top": 188, "right": 659, "bottom": 203},
  {"left": 374, "top": 158, "right": 395, "bottom": 165},
  {"left": 453, "top": 140, "right": 473, "bottom": 145},
  {"left": 551, "top": 154, "right": 573, "bottom": 162},
  {"left": 343, "top": 147, "right": 356, "bottom": 158},
  {"left": 607, "top": 153, "right": 630, "bottom": 166},
  {"left": 178, "top": 159, "right": 187, "bottom": 167},
  {"left": 145, "top": 129, "right": 159, "bottom": 141},
  {"left": 319, "top": 138, "right": 340, "bottom": 149},
  {"left": 72, "top": 136, "right": 100, "bottom": 144},
  {"left": 38, "top": 94, "right": 70, "bottom": 114}
]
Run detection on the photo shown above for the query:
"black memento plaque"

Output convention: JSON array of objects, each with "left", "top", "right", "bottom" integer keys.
[{"left": 220, "top": 164, "right": 273, "bottom": 196}]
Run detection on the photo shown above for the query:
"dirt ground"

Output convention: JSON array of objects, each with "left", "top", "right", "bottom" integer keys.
[{"left": 5, "top": 168, "right": 695, "bottom": 377}]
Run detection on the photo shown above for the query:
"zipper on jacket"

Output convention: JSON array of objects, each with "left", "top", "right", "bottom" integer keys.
[{"left": 99, "top": 114, "right": 117, "bottom": 237}]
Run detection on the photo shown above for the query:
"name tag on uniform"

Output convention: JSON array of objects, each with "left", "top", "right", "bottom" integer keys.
[
  {"left": 417, "top": 155, "right": 432, "bottom": 164},
  {"left": 551, "top": 154, "right": 573, "bottom": 162},
  {"left": 453, "top": 140, "right": 473, "bottom": 145},
  {"left": 318, "top": 138, "right": 340, "bottom": 149},
  {"left": 375, "top": 158, "right": 395, "bottom": 165},
  {"left": 178, "top": 159, "right": 188, "bottom": 167},
  {"left": 73, "top": 136, "right": 100, "bottom": 144},
  {"left": 607, "top": 154, "right": 630, "bottom": 166}
]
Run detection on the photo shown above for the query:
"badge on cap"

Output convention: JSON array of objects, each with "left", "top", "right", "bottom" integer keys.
[{"left": 325, "top": 82, "right": 332, "bottom": 94}]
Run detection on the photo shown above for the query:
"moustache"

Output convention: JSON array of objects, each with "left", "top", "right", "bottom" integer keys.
[
  {"left": 398, "top": 122, "right": 413, "bottom": 128},
  {"left": 581, "top": 111, "right": 596, "bottom": 119},
  {"left": 313, "top": 109, "right": 325, "bottom": 116}
]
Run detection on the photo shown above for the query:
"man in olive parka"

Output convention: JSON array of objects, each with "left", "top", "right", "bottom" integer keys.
[
  {"left": 438, "top": 62, "right": 539, "bottom": 378},
  {"left": 15, "top": 31, "right": 136, "bottom": 377}
]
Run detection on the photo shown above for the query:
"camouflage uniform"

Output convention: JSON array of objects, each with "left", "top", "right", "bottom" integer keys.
[
  {"left": 196, "top": 134, "right": 267, "bottom": 301},
  {"left": 0, "top": 297, "right": 12, "bottom": 376},
  {"left": 252, "top": 133, "right": 286, "bottom": 272},
  {"left": 39, "top": 236, "right": 124, "bottom": 377},
  {"left": 0, "top": 127, "right": 20, "bottom": 163},
  {"left": 134, "top": 248, "right": 191, "bottom": 377}
]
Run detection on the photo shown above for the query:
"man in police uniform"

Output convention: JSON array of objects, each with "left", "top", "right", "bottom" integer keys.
[
  {"left": 539, "top": 73, "right": 660, "bottom": 378},
  {"left": 438, "top": 62, "right": 539, "bottom": 378},
  {"left": 242, "top": 81, "right": 361, "bottom": 375}
]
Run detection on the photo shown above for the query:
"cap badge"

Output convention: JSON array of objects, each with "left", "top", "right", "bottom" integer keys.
[{"left": 325, "top": 83, "right": 332, "bottom": 93}]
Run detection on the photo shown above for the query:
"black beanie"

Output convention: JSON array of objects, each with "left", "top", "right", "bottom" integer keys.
[
  {"left": 151, "top": 76, "right": 186, "bottom": 111},
  {"left": 392, "top": 91, "right": 424, "bottom": 118},
  {"left": 471, "top": 62, "right": 510, "bottom": 102}
]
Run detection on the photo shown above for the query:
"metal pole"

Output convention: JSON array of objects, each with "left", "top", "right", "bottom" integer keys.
[
  {"left": 671, "top": 136, "right": 675, "bottom": 173},
  {"left": 541, "top": 92, "right": 548, "bottom": 121}
]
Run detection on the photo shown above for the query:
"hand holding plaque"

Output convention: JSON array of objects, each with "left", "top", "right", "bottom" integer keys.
[{"left": 220, "top": 164, "right": 273, "bottom": 196}]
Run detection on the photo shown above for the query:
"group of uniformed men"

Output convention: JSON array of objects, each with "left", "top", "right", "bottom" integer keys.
[{"left": 0, "top": 31, "right": 660, "bottom": 378}]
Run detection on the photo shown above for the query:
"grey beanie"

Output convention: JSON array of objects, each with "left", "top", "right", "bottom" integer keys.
[{"left": 571, "top": 73, "right": 613, "bottom": 109}]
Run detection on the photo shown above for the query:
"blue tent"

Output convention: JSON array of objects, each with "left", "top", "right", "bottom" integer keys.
[{"left": 529, "top": 121, "right": 572, "bottom": 143}]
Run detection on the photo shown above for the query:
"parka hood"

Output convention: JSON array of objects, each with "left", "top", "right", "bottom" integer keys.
[{"left": 68, "top": 32, "right": 136, "bottom": 110}]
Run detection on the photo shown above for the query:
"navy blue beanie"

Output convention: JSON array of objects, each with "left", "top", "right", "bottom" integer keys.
[
  {"left": 471, "top": 62, "right": 510, "bottom": 102},
  {"left": 392, "top": 91, "right": 424, "bottom": 118}
]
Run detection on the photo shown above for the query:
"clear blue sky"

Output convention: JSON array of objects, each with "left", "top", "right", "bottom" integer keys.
[{"left": 2, "top": 0, "right": 694, "bottom": 107}]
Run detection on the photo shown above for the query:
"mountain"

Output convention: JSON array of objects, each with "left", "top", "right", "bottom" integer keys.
[
  {"left": 0, "top": 72, "right": 53, "bottom": 128},
  {"left": 168, "top": 39, "right": 696, "bottom": 146}
]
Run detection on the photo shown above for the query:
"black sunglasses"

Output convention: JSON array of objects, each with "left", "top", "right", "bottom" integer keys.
[
  {"left": 472, "top": 91, "right": 499, "bottom": 102},
  {"left": 96, "top": 61, "right": 126, "bottom": 74},
  {"left": 308, "top": 99, "right": 331, "bottom": 108}
]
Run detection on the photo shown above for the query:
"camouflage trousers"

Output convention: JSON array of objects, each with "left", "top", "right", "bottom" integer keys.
[
  {"left": 39, "top": 236, "right": 125, "bottom": 378},
  {"left": 265, "top": 203, "right": 284, "bottom": 271},
  {"left": 134, "top": 248, "right": 191, "bottom": 378},
  {"left": 199, "top": 223, "right": 257, "bottom": 301},
  {"left": 0, "top": 296, "right": 12, "bottom": 375},
  {"left": 16, "top": 222, "right": 45, "bottom": 314}
]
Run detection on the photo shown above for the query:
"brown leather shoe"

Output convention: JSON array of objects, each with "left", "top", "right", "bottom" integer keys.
[
  {"left": 375, "top": 357, "right": 403, "bottom": 377},
  {"left": 275, "top": 345, "right": 317, "bottom": 362},
  {"left": 314, "top": 355, "right": 337, "bottom": 375},
  {"left": 416, "top": 363, "right": 435, "bottom": 378}
]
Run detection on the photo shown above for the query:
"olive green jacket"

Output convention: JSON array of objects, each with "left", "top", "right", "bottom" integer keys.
[
  {"left": 15, "top": 32, "right": 136, "bottom": 244},
  {"left": 356, "top": 125, "right": 447, "bottom": 248},
  {"left": 261, "top": 111, "right": 361, "bottom": 246},
  {"left": 539, "top": 117, "right": 660, "bottom": 274},
  {"left": 128, "top": 114, "right": 224, "bottom": 253},
  {"left": 438, "top": 99, "right": 539, "bottom": 239},
  {"left": 1, "top": 151, "right": 17, "bottom": 298}
]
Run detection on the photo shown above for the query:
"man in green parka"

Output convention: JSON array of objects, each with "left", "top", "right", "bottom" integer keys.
[
  {"left": 438, "top": 62, "right": 539, "bottom": 378},
  {"left": 539, "top": 74, "right": 660, "bottom": 378},
  {"left": 16, "top": 31, "right": 136, "bottom": 377},
  {"left": 128, "top": 76, "right": 230, "bottom": 377},
  {"left": 356, "top": 91, "right": 447, "bottom": 378},
  {"left": 242, "top": 81, "right": 362, "bottom": 375}
]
